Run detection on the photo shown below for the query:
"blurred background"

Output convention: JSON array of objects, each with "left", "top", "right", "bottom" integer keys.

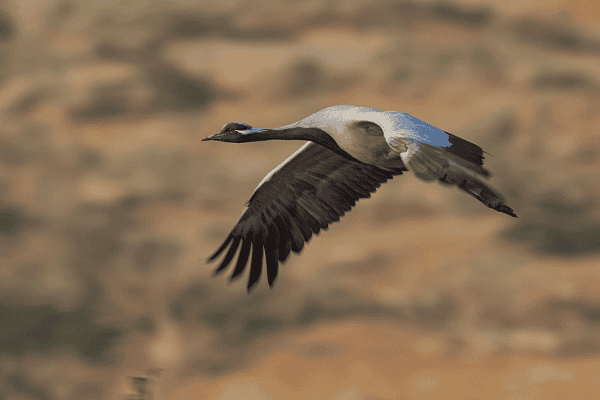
[{"left": 0, "top": 0, "right": 599, "bottom": 399}]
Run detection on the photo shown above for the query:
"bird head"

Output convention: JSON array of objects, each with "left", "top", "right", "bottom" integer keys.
[{"left": 202, "top": 122, "right": 269, "bottom": 143}]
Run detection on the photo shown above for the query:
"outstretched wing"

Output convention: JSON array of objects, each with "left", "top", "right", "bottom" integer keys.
[
  {"left": 388, "top": 131, "right": 517, "bottom": 218},
  {"left": 207, "top": 141, "right": 405, "bottom": 292}
]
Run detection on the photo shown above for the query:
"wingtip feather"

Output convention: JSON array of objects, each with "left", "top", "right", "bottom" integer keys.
[
  {"left": 207, "top": 233, "right": 234, "bottom": 262},
  {"left": 247, "top": 235, "right": 264, "bottom": 292},
  {"left": 212, "top": 236, "right": 241, "bottom": 276}
]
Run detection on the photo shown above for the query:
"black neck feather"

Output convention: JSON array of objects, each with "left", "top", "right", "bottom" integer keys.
[{"left": 272, "top": 127, "right": 364, "bottom": 164}]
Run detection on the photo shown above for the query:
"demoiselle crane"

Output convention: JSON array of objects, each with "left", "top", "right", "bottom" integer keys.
[{"left": 202, "top": 105, "right": 517, "bottom": 292}]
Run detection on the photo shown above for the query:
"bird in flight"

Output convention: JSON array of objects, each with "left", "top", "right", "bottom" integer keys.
[{"left": 202, "top": 105, "right": 517, "bottom": 292}]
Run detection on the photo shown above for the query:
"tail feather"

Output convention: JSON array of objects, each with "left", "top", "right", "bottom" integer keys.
[
  {"left": 408, "top": 142, "right": 517, "bottom": 218},
  {"left": 454, "top": 175, "right": 517, "bottom": 217}
]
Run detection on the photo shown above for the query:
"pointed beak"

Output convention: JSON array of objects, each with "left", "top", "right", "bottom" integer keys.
[
  {"left": 201, "top": 132, "right": 220, "bottom": 141},
  {"left": 201, "top": 127, "right": 270, "bottom": 143}
]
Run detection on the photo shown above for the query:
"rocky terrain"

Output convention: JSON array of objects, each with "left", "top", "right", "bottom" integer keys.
[{"left": 0, "top": 0, "right": 599, "bottom": 399}]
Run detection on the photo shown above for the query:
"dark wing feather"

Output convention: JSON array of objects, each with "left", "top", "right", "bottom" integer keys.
[
  {"left": 444, "top": 131, "right": 487, "bottom": 170},
  {"left": 230, "top": 239, "right": 251, "bottom": 281},
  {"left": 207, "top": 141, "right": 404, "bottom": 292}
]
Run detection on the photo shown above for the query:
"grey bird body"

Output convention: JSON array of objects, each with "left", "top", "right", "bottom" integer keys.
[{"left": 203, "top": 105, "right": 517, "bottom": 292}]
